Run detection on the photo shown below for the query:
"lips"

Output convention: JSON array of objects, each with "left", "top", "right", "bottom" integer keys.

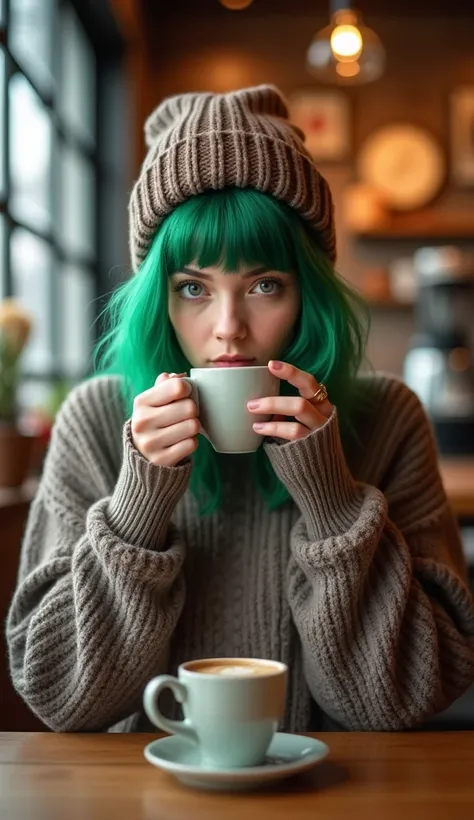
[
  {"left": 211, "top": 361, "right": 254, "bottom": 367},
  {"left": 211, "top": 356, "right": 256, "bottom": 368}
]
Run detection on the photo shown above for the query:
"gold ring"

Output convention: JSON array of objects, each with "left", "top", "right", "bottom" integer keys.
[{"left": 310, "top": 383, "right": 328, "bottom": 404}]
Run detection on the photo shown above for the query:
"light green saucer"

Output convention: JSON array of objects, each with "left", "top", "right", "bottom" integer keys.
[{"left": 144, "top": 732, "right": 329, "bottom": 792}]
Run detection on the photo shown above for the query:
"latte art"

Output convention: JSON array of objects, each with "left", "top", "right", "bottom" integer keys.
[
  {"left": 191, "top": 660, "right": 279, "bottom": 677},
  {"left": 201, "top": 664, "right": 265, "bottom": 677},
  {"left": 216, "top": 666, "right": 259, "bottom": 676}
]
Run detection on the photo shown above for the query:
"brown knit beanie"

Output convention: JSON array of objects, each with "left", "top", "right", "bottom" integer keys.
[{"left": 129, "top": 84, "right": 336, "bottom": 271}]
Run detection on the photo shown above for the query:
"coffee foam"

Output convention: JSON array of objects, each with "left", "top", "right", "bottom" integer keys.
[
  {"left": 190, "top": 660, "right": 279, "bottom": 677},
  {"left": 204, "top": 665, "right": 260, "bottom": 676}
]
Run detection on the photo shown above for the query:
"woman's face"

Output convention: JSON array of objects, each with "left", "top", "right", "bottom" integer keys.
[{"left": 168, "top": 262, "right": 301, "bottom": 368}]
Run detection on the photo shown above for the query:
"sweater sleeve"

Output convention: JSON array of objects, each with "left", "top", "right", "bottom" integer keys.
[
  {"left": 264, "top": 390, "right": 474, "bottom": 731},
  {"left": 6, "top": 386, "right": 192, "bottom": 732}
]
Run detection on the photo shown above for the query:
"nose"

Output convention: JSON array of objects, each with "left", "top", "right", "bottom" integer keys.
[{"left": 213, "top": 296, "right": 247, "bottom": 342}]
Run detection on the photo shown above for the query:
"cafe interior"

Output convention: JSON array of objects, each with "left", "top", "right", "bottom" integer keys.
[{"left": 1, "top": 0, "right": 474, "bottom": 813}]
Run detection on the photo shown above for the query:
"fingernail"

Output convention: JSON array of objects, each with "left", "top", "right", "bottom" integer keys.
[
  {"left": 247, "top": 401, "right": 260, "bottom": 410},
  {"left": 270, "top": 360, "right": 283, "bottom": 370},
  {"left": 253, "top": 423, "right": 265, "bottom": 431}
]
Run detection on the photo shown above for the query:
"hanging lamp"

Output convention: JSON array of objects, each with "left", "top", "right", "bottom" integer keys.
[{"left": 306, "top": 0, "right": 385, "bottom": 85}]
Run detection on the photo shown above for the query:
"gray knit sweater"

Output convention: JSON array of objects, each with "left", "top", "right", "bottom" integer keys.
[{"left": 6, "top": 373, "right": 474, "bottom": 733}]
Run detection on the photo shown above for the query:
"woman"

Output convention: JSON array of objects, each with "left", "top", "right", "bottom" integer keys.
[{"left": 7, "top": 85, "right": 474, "bottom": 734}]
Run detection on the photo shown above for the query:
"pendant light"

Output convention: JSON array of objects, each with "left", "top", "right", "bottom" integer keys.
[{"left": 307, "top": 0, "right": 385, "bottom": 85}]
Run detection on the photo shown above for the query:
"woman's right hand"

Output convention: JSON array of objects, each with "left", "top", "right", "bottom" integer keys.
[{"left": 131, "top": 373, "right": 200, "bottom": 468}]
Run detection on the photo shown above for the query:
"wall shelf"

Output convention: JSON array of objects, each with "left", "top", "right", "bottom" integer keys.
[
  {"left": 352, "top": 211, "right": 474, "bottom": 241},
  {"left": 366, "top": 298, "right": 414, "bottom": 310}
]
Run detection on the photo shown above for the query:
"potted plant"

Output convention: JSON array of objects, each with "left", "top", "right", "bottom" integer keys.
[{"left": 0, "top": 299, "right": 35, "bottom": 487}]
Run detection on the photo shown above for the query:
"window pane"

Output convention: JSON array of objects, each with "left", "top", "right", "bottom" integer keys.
[
  {"left": 0, "top": 0, "right": 4, "bottom": 26},
  {"left": 59, "top": 145, "right": 95, "bottom": 257},
  {"left": 9, "top": 74, "right": 52, "bottom": 231},
  {"left": 0, "top": 48, "right": 5, "bottom": 196},
  {"left": 59, "top": 265, "right": 95, "bottom": 375},
  {"left": 18, "top": 379, "right": 54, "bottom": 413},
  {"left": 0, "top": 215, "right": 5, "bottom": 297},
  {"left": 9, "top": 0, "right": 54, "bottom": 92},
  {"left": 59, "top": 5, "right": 95, "bottom": 144},
  {"left": 11, "top": 229, "right": 53, "bottom": 374}
]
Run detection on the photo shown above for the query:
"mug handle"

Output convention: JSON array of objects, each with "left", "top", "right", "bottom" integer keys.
[
  {"left": 180, "top": 377, "right": 210, "bottom": 442},
  {"left": 143, "top": 675, "right": 198, "bottom": 744}
]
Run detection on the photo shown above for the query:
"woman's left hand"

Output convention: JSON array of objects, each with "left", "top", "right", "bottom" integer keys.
[{"left": 247, "top": 360, "right": 334, "bottom": 442}]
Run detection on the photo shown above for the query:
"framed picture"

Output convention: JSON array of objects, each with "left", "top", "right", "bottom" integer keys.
[
  {"left": 288, "top": 90, "right": 350, "bottom": 162},
  {"left": 450, "top": 86, "right": 474, "bottom": 187}
]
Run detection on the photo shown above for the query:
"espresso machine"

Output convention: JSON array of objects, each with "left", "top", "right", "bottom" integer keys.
[{"left": 403, "top": 246, "right": 474, "bottom": 455}]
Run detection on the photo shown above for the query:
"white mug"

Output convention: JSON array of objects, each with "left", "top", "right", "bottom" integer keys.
[{"left": 182, "top": 365, "right": 279, "bottom": 454}]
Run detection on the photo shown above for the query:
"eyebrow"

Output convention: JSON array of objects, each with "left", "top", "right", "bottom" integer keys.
[{"left": 173, "top": 266, "right": 289, "bottom": 280}]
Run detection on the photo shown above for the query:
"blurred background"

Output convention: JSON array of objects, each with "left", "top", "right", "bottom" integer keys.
[{"left": 1, "top": 0, "right": 474, "bottom": 730}]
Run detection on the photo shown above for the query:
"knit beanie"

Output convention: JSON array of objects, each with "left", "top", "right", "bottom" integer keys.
[{"left": 129, "top": 84, "right": 336, "bottom": 271}]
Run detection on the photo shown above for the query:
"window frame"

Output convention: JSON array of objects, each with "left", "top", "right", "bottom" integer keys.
[{"left": 0, "top": 0, "right": 126, "bottom": 389}]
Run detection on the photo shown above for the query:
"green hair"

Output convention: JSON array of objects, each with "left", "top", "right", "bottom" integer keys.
[{"left": 95, "top": 188, "right": 369, "bottom": 516}]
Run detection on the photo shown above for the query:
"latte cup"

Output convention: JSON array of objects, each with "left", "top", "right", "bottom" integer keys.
[
  {"left": 143, "top": 658, "right": 288, "bottom": 769},
  {"left": 181, "top": 365, "right": 279, "bottom": 454}
]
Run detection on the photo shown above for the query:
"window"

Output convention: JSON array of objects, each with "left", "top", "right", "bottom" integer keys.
[
  {"left": 0, "top": 47, "right": 5, "bottom": 199},
  {"left": 0, "top": 1, "right": 125, "bottom": 409},
  {"left": 11, "top": 228, "right": 54, "bottom": 374},
  {"left": 9, "top": 72, "right": 53, "bottom": 232},
  {"left": 0, "top": 213, "right": 5, "bottom": 297},
  {"left": 9, "top": 0, "right": 54, "bottom": 94}
]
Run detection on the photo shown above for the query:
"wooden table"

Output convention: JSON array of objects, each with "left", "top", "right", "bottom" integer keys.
[{"left": 1, "top": 732, "right": 473, "bottom": 819}]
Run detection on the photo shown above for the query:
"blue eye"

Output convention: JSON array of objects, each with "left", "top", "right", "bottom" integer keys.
[
  {"left": 253, "top": 278, "right": 283, "bottom": 295},
  {"left": 173, "top": 281, "right": 205, "bottom": 299}
]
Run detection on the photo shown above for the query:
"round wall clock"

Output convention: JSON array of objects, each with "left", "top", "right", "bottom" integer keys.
[{"left": 357, "top": 124, "right": 445, "bottom": 211}]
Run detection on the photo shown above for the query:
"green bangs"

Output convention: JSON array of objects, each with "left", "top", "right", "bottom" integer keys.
[{"left": 160, "top": 187, "right": 297, "bottom": 276}]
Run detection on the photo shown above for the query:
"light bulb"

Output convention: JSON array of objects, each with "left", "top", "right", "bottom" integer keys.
[
  {"left": 330, "top": 24, "right": 363, "bottom": 60},
  {"left": 219, "top": 0, "right": 253, "bottom": 9},
  {"left": 307, "top": 8, "right": 385, "bottom": 85}
]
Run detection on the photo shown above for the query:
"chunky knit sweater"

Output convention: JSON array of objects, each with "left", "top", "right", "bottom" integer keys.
[{"left": 6, "top": 373, "right": 474, "bottom": 733}]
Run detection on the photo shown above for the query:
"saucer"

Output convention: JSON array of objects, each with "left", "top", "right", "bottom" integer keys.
[{"left": 144, "top": 732, "right": 329, "bottom": 791}]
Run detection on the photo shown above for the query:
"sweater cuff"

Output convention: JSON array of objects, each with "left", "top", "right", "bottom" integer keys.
[
  {"left": 264, "top": 409, "right": 362, "bottom": 540},
  {"left": 107, "top": 421, "right": 192, "bottom": 550}
]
